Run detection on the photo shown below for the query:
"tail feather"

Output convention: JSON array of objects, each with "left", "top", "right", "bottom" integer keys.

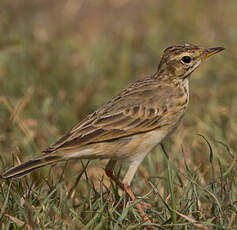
[{"left": 1, "top": 155, "right": 62, "bottom": 179}]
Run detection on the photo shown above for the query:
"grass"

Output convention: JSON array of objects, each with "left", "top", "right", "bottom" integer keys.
[{"left": 0, "top": 0, "right": 237, "bottom": 229}]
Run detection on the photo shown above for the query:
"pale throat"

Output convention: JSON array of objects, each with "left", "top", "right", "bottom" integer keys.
[{"left": 183, "top": 78, "right": 190, "bottom": 104}]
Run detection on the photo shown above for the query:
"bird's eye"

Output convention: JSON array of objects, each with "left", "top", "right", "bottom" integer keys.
[{"left": 181, "top": 56, "right": 191, "bottom": 63}]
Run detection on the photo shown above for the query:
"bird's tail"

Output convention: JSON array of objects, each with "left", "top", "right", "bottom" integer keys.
[{"left": 1, "top": 155, "right": 63, "bottom": 179}]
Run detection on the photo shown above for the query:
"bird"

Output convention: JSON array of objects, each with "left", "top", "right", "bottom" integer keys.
[{"left": 1, "top": 44, "right": 224, "bottom": 227}]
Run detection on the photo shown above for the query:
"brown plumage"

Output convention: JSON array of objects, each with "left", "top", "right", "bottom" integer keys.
[{"left": 1, "top": 44, "right": 224, "bottom": 227}]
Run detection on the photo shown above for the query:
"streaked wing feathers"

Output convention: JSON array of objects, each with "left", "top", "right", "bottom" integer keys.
[{"left": 43, "top": 80, "right": 172, "bottom": 154}]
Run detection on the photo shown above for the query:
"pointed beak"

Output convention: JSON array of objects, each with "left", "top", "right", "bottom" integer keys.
[{"left": 201, "top": 47, "right": 225, "bottom": 60}]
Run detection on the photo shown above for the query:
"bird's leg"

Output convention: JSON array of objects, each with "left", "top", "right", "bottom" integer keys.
[
  {"left": 105, "top": 160, "right": 155, "bottom": 230},
  {"left": 122, "top": 163, "right": 152, "bottom": 209},
  {"left": 105, "top": 160, "right": 124, "bottom": 189}
]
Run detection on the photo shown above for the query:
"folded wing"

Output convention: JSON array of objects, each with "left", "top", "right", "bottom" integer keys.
[{"left": 43, "top": 80, "right": 173, "bottom": 154}]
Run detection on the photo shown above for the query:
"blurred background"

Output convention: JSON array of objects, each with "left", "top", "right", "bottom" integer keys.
[
  {"left": 0, "top": 0, "right": 236, "bottom": 202},
  {"left": 0, "top": 0, "right": 237, "bottom": 228}
]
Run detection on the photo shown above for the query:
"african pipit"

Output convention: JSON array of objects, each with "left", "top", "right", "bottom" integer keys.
[{"left": 2, "top": 44, "right": 224, "bottom": 226}]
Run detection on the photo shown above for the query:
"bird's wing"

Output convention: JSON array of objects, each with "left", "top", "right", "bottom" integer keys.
[{"left": 43, "top": 79, "right": 175, "bottom": 154}]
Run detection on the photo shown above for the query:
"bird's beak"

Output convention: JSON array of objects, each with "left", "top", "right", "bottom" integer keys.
[{"left": 201, "top": 47, "right": 225, "bottom": 60}]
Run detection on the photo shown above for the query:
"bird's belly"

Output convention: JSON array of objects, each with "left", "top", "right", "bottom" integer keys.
[
  {"left": 64, "top": 129, "right": 167, "bottom": 161},
  {"left": 64, "top": 109, "right": 186, "bottom": 161},
  {"left": 108, "top": 129, "right": 168, "bottom": 161}
]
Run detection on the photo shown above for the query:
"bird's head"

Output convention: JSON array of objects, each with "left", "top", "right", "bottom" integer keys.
[{"left": 157, "top": 44, "right": 224, "bottom": 80}]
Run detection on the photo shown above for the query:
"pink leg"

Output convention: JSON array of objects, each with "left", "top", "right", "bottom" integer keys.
[{"left": 105, "top": 160, "right": 156, "bottom": 230}]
